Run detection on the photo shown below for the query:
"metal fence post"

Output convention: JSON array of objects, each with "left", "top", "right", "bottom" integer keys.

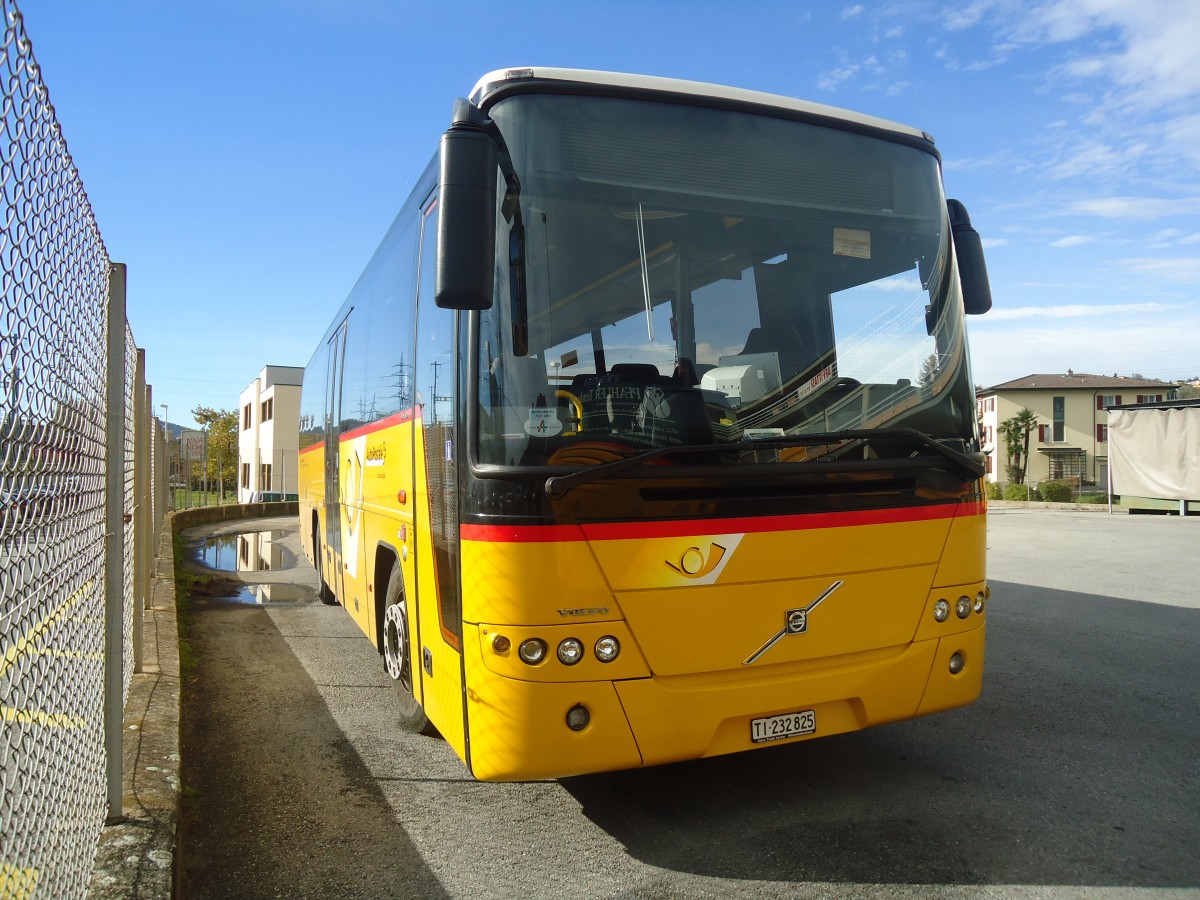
[{"left": 104, "top": 262, "right": 128, "bottom": 823}]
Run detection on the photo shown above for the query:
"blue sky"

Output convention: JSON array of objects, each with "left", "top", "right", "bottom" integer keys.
[{"left": 19, "top": 0, "right": 1200, "bottom": 429}]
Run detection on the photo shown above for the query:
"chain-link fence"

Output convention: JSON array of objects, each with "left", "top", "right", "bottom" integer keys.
[{"left": 1, "top": 3, "right": 166, "bottom": 897}]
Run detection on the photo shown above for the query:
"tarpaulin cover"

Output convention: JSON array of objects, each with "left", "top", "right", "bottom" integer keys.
[{"left": 1108, "top": 407, "right": 1200, "bottom": 499}]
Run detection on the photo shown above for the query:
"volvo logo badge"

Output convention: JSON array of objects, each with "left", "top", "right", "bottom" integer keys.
[{"left": 743, "top": 581, "right": 844, "bottom": 665}]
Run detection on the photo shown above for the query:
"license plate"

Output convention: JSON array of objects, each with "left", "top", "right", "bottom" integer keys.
[{"left": 751, "top": 709, "right": 816, "bottom": 743}]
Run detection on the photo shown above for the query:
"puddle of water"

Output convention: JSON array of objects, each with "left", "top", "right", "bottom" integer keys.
[
  {"left": 188, "top": 530, "right": 288, "bottom": 572},
  {"left": 224, "top": 583, "right": 310, "bottom": 605}
]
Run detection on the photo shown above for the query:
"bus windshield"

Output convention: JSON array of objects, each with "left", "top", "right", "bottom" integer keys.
[{"left": 476, "top": 93, "right": 977, "bottom": 469}]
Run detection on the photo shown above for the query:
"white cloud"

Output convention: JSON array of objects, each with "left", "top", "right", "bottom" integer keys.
[
  {"left": 968, "top": 311, "right": 1200, "bottom": 387},
  {"left": 982, "top": 237, "right": 1010, "bottom": 249},
  {"left": 1069, "top": 196, "right": 1200, "bottom": 219},
  {"left": 985, "top": 302, "right": 1173, "bottom": 321},
  {"left": 841, "top": 4, "right": 865, "bottom": 20},
  {"left": 1117, "top": 256, "right": 1200, "bottom": 284},
  {"left": 817, "top": 55, "right": 881, "bottom": 92},
  {"left": 1050, "top": 235, "right": 1095, "bottom": 248}
]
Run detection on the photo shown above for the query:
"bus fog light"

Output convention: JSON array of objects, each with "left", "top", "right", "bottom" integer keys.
[
  {"left": 491, "top": 634, "right": 511, "bottom": 654},
  {"left": 557, "top": 638, "right": 584, "bottom": 665},
  {"left": 949, "top": 652, "right": 965, "bottom": 674},
  {"left": 955, "top": 596, "right": 971, "bottom": 619},
  {"left": 933, "top": 599, "right": 950, "bottom": 622},
  {"left": 518, "top": 638, "right": 547, "bottom": 665},
  {"left": 594, "top": 635, "right": 620, "bottom": 662},
  {"left": 974, "top": 591, "right": 986, "bottom": 614},
  {"left": 566, "top": 704, "right": 590, "bottom": 731}
]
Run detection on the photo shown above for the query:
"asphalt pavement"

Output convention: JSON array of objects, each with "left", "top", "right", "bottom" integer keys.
[{"left": 107, "top": 505, "right": 1200, "bottom": 899}]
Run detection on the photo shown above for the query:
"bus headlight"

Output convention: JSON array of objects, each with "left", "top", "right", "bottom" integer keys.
[
  {"left": 518, "top": 638, "right": 548, "bottom": 665},
  {"left": 955, "top": 596, "right": 972, "bottom": 619},
  {"left": 557, "top": 638, "right": 584, "bottom": 666},
  {"left": 949, "top": 652, "right": 966, "bottom": 674},
  {"left": 933, "top": 599, "right": 950, "bottom": 622},
  {"left": 594, "top": 635, "right": 620, "bottom": 663},
  {"left": 974, "top": 591, "right": 986, "bottom": 614}
]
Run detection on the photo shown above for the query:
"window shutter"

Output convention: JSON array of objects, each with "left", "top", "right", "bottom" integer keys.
[
  {"left": 1096, "top": 395, "right": 1104, "bottom": 410},
  {"left": 1116, "top": 395, "right": 1122, "bottom": 405},
  {"left": 1038, "top": 424, "right": 1048, "bottom": 442}
]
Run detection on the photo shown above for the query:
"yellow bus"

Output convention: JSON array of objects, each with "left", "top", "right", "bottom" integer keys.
[{"left": 299, "top": 67, "right": 992, "bottom": 782}]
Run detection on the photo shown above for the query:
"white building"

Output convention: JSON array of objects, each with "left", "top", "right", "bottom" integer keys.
[
  {"left": 976, "top": 372, "right": 1177, "bottom": 488},
  {"left": 237, "top": 365, "right": 303, "bottom": 502}
]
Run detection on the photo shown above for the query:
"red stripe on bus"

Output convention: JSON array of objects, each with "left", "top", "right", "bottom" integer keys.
[
  {"left": 299, "top": 408, "right": 421, "bottom": 455},
  {"left": 461, "top": 501, "right": 979, "bottom": 543}
]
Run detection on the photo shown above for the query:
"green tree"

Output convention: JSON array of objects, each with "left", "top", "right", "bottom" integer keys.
[
  {"left": 918, "top": 353, "right": 939, "bottom": 388},
  {"left": 192, "top": 405, "right": 239, "bottom": 498},
  {"left": 998, "top": 407, "right": 1038, "bottom": 485}
]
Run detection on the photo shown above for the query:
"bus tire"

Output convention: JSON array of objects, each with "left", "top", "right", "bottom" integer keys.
[
  {"left": 382, "top": 563, "right": 433, "bottom": 734},
  {"left": 316, "top": 547, "right": 336, "bottom": 609},
  {"left": 314, "top": 522, "right": 337, "bottom": 605}
]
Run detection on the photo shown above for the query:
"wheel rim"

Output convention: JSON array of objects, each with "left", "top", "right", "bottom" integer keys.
[{"left": 383, "top": 600, "right": 412, "bottom": 693}]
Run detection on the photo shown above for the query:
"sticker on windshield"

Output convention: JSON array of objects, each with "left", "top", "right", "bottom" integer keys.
[
  {"left": 525, "top": 408, "right": 563, "bottom": 437},
  {"left": 796, "top": 363, "right": 836, "bottom": 401},
  {"left": 833, "top": 227, "right": 871, "bottom": 259}
]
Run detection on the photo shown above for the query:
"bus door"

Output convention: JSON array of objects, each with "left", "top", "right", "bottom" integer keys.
[
  {"left": 411, "top": 198, "right": 466, "bottom": 753},
  {"left": 324, "top": 318, "right": 349, "bottom": 599}
]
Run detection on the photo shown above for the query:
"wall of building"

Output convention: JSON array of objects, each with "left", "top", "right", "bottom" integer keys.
[
  {"left": 981, "top": 389, "right": 1109, "bottom": 487},
  {"left": 237, "top": 366, "right": 303, "bottom": 502}
]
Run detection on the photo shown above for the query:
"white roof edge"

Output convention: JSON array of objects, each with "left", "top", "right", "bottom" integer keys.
[{"left": 469, "top": 67, "right": 930, "bottom": 142}]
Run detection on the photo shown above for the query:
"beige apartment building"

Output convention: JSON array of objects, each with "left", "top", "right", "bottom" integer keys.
[
  {"left": 237, "top": 365, "right": 303, "bottom": 502},
  {"left": 976, "top": 372, "right": 1178, "bottom": 489}
]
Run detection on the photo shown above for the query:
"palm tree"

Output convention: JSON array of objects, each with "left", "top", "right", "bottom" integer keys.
[{"left": 998, "top": 408, "right": 1039, "bottom": 485}]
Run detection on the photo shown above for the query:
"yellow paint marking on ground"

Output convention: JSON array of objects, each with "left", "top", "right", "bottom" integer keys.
[
  {"left": 0, "top": 706, "right": 89, "bottom": 728},
  {"left": 0, "top": 580, "right": 94, "bottom": 679},
  {"left": 0, "top": 861, "right": 40, "bottom": 898}
]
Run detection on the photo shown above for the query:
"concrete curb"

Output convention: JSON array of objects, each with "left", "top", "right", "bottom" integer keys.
[
  {"left": 87, "top": 503, "right": 297, "bottom": 899},
  {"left": 987, "top": 499, "right": 1122, "bottom": 512}
]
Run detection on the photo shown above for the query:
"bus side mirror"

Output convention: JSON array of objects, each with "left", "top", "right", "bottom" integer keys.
[
  {"left": 435, "top": 100, "right": 498, "bottom": 310},
  {"left": 948, "top": 199, "right": 992, "bottom": 315}
]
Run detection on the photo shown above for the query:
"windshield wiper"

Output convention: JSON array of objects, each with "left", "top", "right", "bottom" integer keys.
[{"left": 543, "top": 427, "right": 983, "bottom": 498}]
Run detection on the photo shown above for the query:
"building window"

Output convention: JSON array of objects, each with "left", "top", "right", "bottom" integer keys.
[
  {"left": 261, "top": 398, "right": 273, "bottom": 422},
  {"left": 1052, "top": 396, "right": 1065, "bottom": 442},
  {"left": 1096, "top": 424, "right": 1108, "bottom": 442},
  {"left": 242, "top": 403, "right": 252, "bottom": 430},
  {"left": 1136, "top": 394, "right": 1162, "bottom": 404},
  {"left": 241, "top": 463, "right": 250, "bottom": 489},
  {"left": 260, "top": 463, "right": 272, "bottom": 490},
  {"left": 1038, "top": 424, "right": 1049, "bottom": 443},
  {"left": 1097, "top": 394, "right": 1121, "bottom": 410}
]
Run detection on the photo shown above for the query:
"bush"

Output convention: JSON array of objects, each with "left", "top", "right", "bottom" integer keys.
[
  {"left": 1039, "top": 481, "right": 1074, "bottom": 503},
  {"left": 1002, "top": 483, "right": 1034, "bottom": 501},
  {"left": 985, "top": 481, "right": 1003, "bottom": 500}
]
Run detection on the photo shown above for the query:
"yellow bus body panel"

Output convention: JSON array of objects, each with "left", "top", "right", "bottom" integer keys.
[{"left": 460, "top": 502, "right": 986, "bottom": 781}]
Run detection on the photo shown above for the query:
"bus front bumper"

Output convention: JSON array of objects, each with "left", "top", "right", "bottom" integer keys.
[{"left": 463, "top": 624, "right": 984, "bottom": 781}]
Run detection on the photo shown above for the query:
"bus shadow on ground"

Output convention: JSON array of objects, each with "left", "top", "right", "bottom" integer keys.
[
  {"left": 562, "top": 580, "right": 1200, "bottom": 888},
  {"left": 179, "top": 601, "right": 450, "bottom": 899}
]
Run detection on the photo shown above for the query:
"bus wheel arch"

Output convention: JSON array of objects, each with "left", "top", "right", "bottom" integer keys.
[{"left": 382, "top": 561, "right": 435, "bottom": 735}]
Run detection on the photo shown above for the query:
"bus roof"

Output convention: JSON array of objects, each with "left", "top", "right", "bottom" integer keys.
[{"left": 469, "top": 67, "right": 934, "bottom": 147}]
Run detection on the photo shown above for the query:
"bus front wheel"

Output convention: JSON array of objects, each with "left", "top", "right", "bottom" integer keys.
[{"left": 382, "top": 564, "right": 433, "bottom": 735}]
